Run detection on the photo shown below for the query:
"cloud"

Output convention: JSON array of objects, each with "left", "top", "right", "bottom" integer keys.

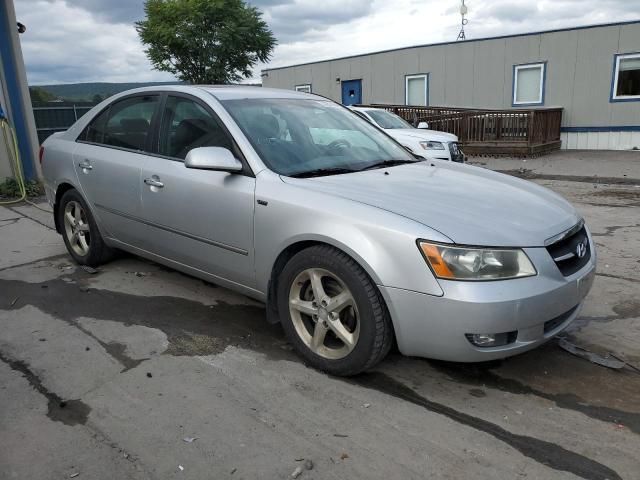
[
  {"left": 478, "top": 1, "right": 540, "bottom": 23},
  {"left": 14, "top": 0, "right": 640, "bottom": 85},
  {"left": 264, "top": 0, "right": 374, "bottom": 39},
  {"left": 248, "top": 0, "right": 292, "bottom": 6},
  {"left": 33, "top": 0, "right": 145, "bottom": 24},
  {"left": 74, "top": 0, "right": 145, "bottom": 23},
  {"left": 469, "top": 0, "right": 640, "bottom": 37},
  {"left": 62, "top": 0, "right": 295, "bottom": 23},
  {"left": 16, "top": 0, "right": 173, "bottom": 84},
  {"left": 35, "top": 0, "right": 300, "bottom": 25}
]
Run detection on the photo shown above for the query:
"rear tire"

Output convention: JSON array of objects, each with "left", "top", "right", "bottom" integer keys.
[
  {"left": 58, "top": 189, "right": 115, "bottom": 267},
  {"left": 277, "top": 245, "right": 393, "bottom": 376}
]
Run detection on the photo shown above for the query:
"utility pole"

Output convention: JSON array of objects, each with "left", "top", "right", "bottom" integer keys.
[
  {"left": 0, "top": 0, "right": 40, "bottom": 180},
  {"left": 457, "top": 0, "right": 468, "bottom": 41}
]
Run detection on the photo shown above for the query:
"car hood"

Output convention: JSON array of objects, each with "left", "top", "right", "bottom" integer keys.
[
  {"left": 386, "top": 128, "right": 458, "bottom": 143},
  {"left": 282, "top": 162, "right": 580, "bottom": 247}
]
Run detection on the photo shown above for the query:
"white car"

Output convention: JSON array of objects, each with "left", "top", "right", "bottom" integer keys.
[{"left": 350, "top": 106, "right": 465, "bottom": 162}]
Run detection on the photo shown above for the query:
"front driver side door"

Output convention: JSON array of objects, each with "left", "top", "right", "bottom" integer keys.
[{"left": 138, "top": 94, "right": 256, "bottom": 288}]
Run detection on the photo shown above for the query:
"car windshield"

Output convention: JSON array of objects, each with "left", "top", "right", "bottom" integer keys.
[
  {"left": 366, "top": 109, "right": 413, "bottom": 129},
  {"left": 221, "top": 98, "right": 416, "bottom": 176}
]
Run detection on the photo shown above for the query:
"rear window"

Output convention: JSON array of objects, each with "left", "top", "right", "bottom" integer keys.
[
  {"left": 103, "top": 96, "right": 158, "bottom": 151},
  {"left": 81, "top": 107, "right": 109, "bottom": 144},
  {"left": 79, "top": 95, "right": 159, "bottom": 151}
]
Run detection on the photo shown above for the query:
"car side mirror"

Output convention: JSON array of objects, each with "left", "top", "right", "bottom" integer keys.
[
  {"left": 184, "top": 147, "right": 243, "bottom": 172},
  {"left": 417, "top": 122, "right": 429, "bottom": 129}
]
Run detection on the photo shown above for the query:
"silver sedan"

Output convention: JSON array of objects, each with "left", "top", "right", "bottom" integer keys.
[{"left": 41, "top": 86, "right": 596, "bottom": 375}]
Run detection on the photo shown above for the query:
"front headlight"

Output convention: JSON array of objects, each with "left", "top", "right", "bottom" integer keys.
[
  {"left": 419, "top": 141, "right": 445, "bottom": 150},
  {"left": 418, "top": 241, "right": 537, "bottom": 280}
]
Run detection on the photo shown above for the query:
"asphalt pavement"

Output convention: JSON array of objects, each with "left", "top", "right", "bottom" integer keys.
[{"left": 1, "top": 151, "right": 639, "bottom": 479}]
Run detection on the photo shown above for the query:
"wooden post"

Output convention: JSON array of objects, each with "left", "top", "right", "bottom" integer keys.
[
  {"left": 460, "top": 112, "right": 468, "bottom": 144},
  {"left": 527, "top": 111, "right": 535, "bottom": 149}
]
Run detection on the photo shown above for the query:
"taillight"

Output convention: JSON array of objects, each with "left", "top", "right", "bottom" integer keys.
[{"left": 39, "top": 145, "right": 44, "bottom": 165}]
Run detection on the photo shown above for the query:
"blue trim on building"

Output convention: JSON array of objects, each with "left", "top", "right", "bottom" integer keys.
[
  {"left": 263, "top": 20, "right": 640, "bottom": 73},
  {"left": 610, "top": 52, "right": 640, "bottom": 103},
  {"left": 561, "top": 126, "right": 640, "bottom": 133},
  {"left": 0, "top": 1, "right": 36, "bottom": 180},
  {"left": 512, "top": 62, "right": 547, "bottom": 107}
]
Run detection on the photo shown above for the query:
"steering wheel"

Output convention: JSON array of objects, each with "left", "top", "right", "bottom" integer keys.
[{"left": 327, "top": 139, "right": 351, "bottom": 152}]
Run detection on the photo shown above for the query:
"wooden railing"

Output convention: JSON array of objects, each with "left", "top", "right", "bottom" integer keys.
[{"left": 356, "top": 104, "right": 563, "bottom": 156}]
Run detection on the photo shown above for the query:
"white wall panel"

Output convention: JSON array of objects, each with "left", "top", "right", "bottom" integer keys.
[{"left": 563, "top": 131, "right": 640, "bottom": 149}]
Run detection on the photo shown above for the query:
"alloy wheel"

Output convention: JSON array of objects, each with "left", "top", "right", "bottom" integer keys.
[
  {"left": 288, "top": 268, "right": 360, "bottom": 359},
  {"left": 63, "top": 200, "right": 91, "bottom": 256}
]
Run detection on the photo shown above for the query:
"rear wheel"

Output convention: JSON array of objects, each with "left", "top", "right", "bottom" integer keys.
[
  {"left": 278, "top": 245, "right": 393, "bottom": 376},
  {"left": 58, "top": 189, "right": 114, "bottom": 266}
]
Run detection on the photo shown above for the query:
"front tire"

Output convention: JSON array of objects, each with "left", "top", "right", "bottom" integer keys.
[
  {"left": 277, "top": 245, "right": 393, "bottom": 376},
  {"left": 58, "top": 189, "right": 114, "bottom": 267}
]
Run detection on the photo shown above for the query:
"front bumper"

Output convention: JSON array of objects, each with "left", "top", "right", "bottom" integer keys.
[
  {"left": 422, "top": 142, "right": 465, "bottom": 163},
  {"left": 380, "top": 237, "right": 596, "bottom": 362}
]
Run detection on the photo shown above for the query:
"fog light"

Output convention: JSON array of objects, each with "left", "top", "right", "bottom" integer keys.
[{"left": 465, "top": 331, "right": 517, "bottom": 348}]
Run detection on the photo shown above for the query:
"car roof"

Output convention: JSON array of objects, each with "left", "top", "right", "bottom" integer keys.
[
  {"left": 107, "top": 84, "right": 320, "bottom": 101},
  {"left": 200, "top": 85, "right": 318, "bottom": 100}
]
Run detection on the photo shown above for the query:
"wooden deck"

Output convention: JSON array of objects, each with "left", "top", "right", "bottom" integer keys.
[{"left": 356, "top": 104, "right": 564, "bottom": 157}]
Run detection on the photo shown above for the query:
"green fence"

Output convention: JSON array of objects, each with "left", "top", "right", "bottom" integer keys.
[{"left": 32, "top": 103, "right": 96, "bottom": 144}]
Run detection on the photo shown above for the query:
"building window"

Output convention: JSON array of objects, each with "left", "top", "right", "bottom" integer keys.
[
  {"left": 405, "top": 74, "right": 429, "bottom": 106},
  {"left": 611, "top": 53, "right": 640, "bottom": 101},
  {"left": 513, "top": 63, "right": 546, "bottom": 106},
  {"left": 295, "top": 84, "right": 311, "bottom": 93}
]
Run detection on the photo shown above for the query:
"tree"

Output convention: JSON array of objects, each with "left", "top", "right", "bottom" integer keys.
[
  {"left": 136, "top": 0, "right": 276, "bottom": 84},
  {"left": 92, "top": 94, "right": 104, "bottom": 103},
  {"left": 29, "top": 86, "right": 56, "bottom": 103}
]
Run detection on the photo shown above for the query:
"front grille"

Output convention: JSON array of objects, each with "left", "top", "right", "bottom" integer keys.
[
  {"left": 544, "top": 305, "right": 579, "bottom": 334},
  {"left": 448, "top": 142, "right": 464, "bottom": 162},
  {"left": 546, "top": 225, "right": 591, "bottom": 276}
]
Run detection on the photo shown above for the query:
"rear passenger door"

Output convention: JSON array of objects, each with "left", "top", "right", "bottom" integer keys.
[
  {"left": 138, "top": 94, "right": 256, "bottom": 288},
  {"left": 73, "top": 94, "right": 160, "bottom": 245}
]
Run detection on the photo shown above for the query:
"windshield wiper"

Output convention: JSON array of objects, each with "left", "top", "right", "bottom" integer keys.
[
  {"left": 359, "top": 159, "right": 421, "bottom": 171},
  {"left": 288, "top": 167, "right": 357, "bottom": 178}
]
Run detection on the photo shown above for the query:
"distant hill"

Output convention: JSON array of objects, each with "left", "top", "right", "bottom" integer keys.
[{"left": 31, "top": 81, "right": 182, "bottom": 102}]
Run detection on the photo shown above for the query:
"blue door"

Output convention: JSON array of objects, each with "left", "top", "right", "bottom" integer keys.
[{"left": 341, "top": 79, "right": 362, "bottom": 105}]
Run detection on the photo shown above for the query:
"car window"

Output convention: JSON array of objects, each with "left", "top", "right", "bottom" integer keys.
[
  {"left": 94, "top": 95, "right": 159, "bottom": 151},
  {"left": 81, "top": 107, "right": 110, "bottom": 144},
  {"left": 222, "top": 98, "right": 415, "bottom": 176},
  {"left": 159, "top": 96, "right": 233, "bottom": 159},
  {"left": 308, "top": 127, "right": 378, "bottom": 150},
  {"left": 366, "top": 110, "right": 413, "bottom": 129},
  {"left": 352, "top": 110, "right": 373, "bottom": 124}
]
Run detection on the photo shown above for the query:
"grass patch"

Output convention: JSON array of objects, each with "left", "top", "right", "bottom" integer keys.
[{"left": 0, "top": 177, "right": 44, "bottom": 199}]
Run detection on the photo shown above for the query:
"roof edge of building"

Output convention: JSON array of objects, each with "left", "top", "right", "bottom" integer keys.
[{"left": 261, "top": 19, "right": 640, "bottom": 73}]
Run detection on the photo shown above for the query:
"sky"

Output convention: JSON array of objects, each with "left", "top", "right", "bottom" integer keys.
[{"left": 15, "top": 0, "right": 640, "bottom": 85}]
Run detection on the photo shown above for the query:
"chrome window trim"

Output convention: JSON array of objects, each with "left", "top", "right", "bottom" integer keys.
[{"left": 544, "top": 219, "right": 585, "bottom": 246}]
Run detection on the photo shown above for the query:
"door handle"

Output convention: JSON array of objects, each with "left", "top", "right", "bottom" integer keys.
[
  {"left": 78, "top": 160, "right": 92, "bottom": 170},
  {"left": 144, "top": 177, "right": 164, "bottom": 188}
]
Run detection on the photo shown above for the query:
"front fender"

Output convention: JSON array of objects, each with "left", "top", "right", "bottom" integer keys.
[{"left": 254, "top": 173, "right": 446, "bottom": 297}]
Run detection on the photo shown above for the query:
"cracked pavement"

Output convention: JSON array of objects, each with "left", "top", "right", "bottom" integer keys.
[{"left": 1, "top": 151, "right": 639, "bottom": 479}]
